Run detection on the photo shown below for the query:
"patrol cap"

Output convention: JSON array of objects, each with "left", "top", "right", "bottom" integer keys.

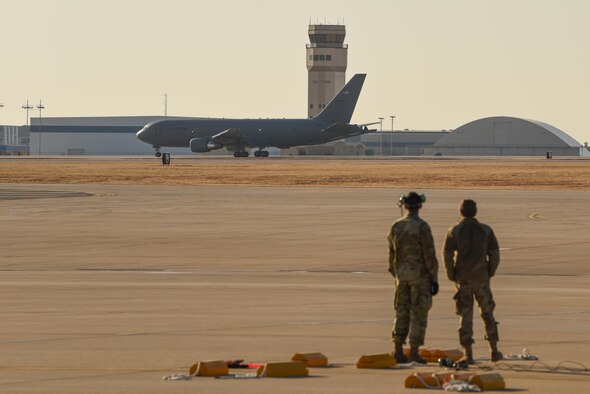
[
  {"left": 460, "top": 199, "right": 477, "bottom": 218},
  {"left": 399, "top": 191, "right": 426, "bottom": 209}
]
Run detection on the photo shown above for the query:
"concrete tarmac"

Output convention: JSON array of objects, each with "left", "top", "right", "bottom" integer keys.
[{"left": 1, "top": 184, "right": 589, "bottom": 393}]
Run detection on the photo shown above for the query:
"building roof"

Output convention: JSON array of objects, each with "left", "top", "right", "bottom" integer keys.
[
  {"left": 523, "top": 118, "right": 581, "bottom": 147},
  {"left": 434, "top": 116, "right": 582, "bottom": 148}
]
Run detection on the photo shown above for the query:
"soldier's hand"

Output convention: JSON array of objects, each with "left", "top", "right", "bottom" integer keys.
[{"left": 430, "top": 281, "right": 439, "bottom": 296}]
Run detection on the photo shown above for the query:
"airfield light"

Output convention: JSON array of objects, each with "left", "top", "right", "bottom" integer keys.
[{"left": 36, "top": 100, "right": 45, "bottom": 156}]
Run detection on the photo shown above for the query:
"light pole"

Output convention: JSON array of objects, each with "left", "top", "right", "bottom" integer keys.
[
  {"left": 390, "top": 115, "right": 396, "bottom": 155},
  {"left": 378, "top": 117, "right": 384, "bottom": 157},
  {"left": 0, "top": 103, "right": 4, "bottom": 146},
  {"left": 164, "top": 93, "right": 168, "bottom": 117},
  {"left": 22, "top": 100, "right": 33, "bottom": 128},
  {"left": 36, "top": 100, "right": 45, "bottom": 155},
  {"left": 0, "top": 104, "right": 4, "bottom": 144}
]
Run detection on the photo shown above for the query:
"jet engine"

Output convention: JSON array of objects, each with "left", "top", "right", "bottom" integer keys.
[{"left": 190, "top": 137, "right": 222, "bottom": 153}]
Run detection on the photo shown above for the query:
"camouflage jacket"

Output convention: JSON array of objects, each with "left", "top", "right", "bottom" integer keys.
[
  {"left": 387, "top": 213, "right": 438, "bottom": 282},
  {"left": 443, "top": 217, "right": 500, "bottom": 283}
]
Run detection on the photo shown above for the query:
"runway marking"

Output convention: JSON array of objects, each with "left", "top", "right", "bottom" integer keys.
[
  {"left": 0, "top": 365, "right": 174, "bottom": 372},
  {"left": 499, "top": 240, "right": 590, "bottom": 251},
  {"left": 281, "top": 270, "right": 369, "bottom": 274},
  {"left": 0, "top": 189, "right": 93, "bottom": 200},
  {"left": 528, "top": 212, "right": 545, "bottom": 221}
]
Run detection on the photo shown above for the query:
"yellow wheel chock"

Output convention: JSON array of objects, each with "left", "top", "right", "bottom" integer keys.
[
  {"left": 256, "top": 361, "right": 309, "bottom": 378},
  {"left": 403, "top": 347, "right": 464, "bottom": 363},
  {"left": 292, "top": 352, "right": 329, "bottom": 367},
  {"left": 189, "top": 360, "right": 229, "bottom": 377},
  {"left": 405, "top": 370, "right": 505, "bottom": 390},
  {"left": 469, "top": 373, "right": 506, "bottom": 390},
  {"left": 356, "top": 353, "right": 397, "bottom": 369}
]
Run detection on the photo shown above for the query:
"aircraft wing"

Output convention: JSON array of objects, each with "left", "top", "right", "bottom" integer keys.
[
  {"left": 321, "top": 123, "right": 373, "bottom": 137},
  {"left": 211, "top": 128, "right": 250, "bottom": 148},
  {"left": 359, "top": 121, "right": 381, "bottom": 127}
]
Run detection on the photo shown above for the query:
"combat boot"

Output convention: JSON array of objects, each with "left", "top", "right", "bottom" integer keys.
[
  {"left": 458, "top": 344, "right": 474, "bottom": 365},
  {"left": 407, "top": 346, "right": 427, "bottom": 364},
  {"left": 489, "top": 341, "right": 503, "bottom": 362},
  {"left": 393, "top": 342, "right": 408, "bottom": 364}
]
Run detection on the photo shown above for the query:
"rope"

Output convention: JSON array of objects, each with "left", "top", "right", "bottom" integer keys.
[
  {"left": 410, "top": 373, "right": 444, "bottom": 390},
  {"left": 475, "top": 360, "right": 590, "bottom": 376}
]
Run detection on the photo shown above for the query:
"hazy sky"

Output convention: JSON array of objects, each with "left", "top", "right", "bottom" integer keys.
[{"left": 1, "top": 0, "right": 589, "bottom": 143}]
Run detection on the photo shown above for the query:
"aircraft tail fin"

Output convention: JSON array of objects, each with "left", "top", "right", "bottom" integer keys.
[{"left": 313, "top": 74, "right": 366, "bottom": 124}]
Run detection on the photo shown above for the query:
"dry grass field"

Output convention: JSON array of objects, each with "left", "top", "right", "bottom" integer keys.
[{"left": 1, "top": 156, "right": 589, "bottom": 190}]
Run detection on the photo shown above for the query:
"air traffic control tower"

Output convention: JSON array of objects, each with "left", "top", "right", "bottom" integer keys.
[{"left": 306, "top": 24, "right": 348, "bottom": 118}]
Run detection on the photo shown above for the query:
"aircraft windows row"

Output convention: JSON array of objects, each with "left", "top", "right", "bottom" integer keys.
[{"left": 309, "top": 54, "right": 333, "bottom": 61}]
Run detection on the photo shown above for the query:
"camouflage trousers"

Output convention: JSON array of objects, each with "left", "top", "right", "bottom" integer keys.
[
  {"left": 392, "top": 278, "right": 432, "bottom": 347},
  {"left": 454, "top": 281, "right": 499, "bottom": 347}
]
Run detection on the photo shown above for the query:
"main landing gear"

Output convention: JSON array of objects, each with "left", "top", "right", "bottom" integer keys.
[
  {"left": 233, "top": 150, "right": 269, "bottom": 158},
  {"left": 254, "top": 150, "right": 270, "bottom": 157},
  {"left": 233, "top": 150, "right": 250, "bottom": 158}
]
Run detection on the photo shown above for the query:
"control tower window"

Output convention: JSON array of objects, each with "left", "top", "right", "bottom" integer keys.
[
  {"left": 309, "top": 34, "right": 327, "bottom": 43},
  {"left": 326, "top": 34, "right": 345, "bottom": 43},
  {"left": 309, "top": 33, "right": 345, "bottom": 44}
]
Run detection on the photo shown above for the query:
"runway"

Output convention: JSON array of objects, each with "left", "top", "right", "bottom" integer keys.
[{"left": 1, "top": 184, "right": 589, "bottom": 393}]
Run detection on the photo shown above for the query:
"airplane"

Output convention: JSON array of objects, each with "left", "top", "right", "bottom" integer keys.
[{"left": 136, "top": 74, "right": 375, "bottom": 158}]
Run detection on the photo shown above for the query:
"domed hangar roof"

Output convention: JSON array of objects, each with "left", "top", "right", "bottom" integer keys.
[{"left": 434, "top": 116, "right": 582, "bottom": 148}]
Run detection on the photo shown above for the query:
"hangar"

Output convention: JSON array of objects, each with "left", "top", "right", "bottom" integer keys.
[
  {"left": 29, "top": 116, "right": 191, "bottom": 155},
  {"left": 423, "top": 116, "right": 588, "bottom": 157}
]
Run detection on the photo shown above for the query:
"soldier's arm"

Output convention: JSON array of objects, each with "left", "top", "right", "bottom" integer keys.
[
  {"left": 387, "top": 227, "right": 396, "bottom": 277},
  {"left": 487, "top": 229, "right": 500, "bottom": 277},
  {"left": 421, "top": 222, "right": 439, "bottom": 282},
  {"left": 443, "top": 229, "right": 457, "bottom": 282}
]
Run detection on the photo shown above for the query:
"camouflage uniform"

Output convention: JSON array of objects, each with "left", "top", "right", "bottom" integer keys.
[
  {"left": 443, "top": 217, "right": 500, "bottom": 347},
  {"left": 388, "top": 213, "right": 438, "bottom": 347}
]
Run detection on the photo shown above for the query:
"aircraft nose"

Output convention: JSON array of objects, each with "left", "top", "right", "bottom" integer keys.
[{"left": 136, "top": 125, "right": 149, "bottom": 142}]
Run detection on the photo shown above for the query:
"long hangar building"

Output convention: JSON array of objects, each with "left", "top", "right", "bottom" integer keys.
[{"left": 26, "top": 24, "right": 588, "bottom": 157}]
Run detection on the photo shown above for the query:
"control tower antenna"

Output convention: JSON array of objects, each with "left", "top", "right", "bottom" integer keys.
[{"left": 306, "top": 23, "right": 347, "bottom": 118}]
